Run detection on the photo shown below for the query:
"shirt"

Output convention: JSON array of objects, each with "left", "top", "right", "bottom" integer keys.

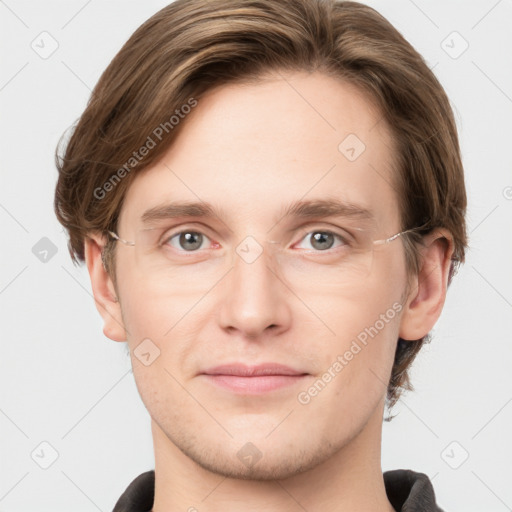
[{"left": 113, "top": 469, "right": 445, "bottom": 511}]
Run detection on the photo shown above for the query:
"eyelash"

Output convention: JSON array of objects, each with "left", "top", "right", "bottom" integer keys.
[{"left": 159, "top": 225, "right": 351, "bottom": 254}]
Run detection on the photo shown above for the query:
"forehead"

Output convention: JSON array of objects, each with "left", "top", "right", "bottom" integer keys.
[{"left": 119, "top": 71, "right": 400, "bottom": 231}]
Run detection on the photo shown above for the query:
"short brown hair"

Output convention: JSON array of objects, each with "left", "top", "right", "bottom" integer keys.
[{"left": 54, "top": 0, "right": 467, "bottom": 409}]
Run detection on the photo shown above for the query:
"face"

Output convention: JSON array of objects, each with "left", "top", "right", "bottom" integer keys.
[{"left": 112, "top": 71, "right": 409, "bottom": 479}]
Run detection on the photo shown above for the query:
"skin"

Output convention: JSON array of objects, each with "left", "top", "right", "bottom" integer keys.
[{"left": 85, "top": 71, "right": 453, "bottom": 511}]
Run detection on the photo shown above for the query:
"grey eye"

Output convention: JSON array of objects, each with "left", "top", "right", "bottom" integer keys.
[
  {"left": 296, "top": 231, "right": 346, "bottom": 251},
  {"left": 309, "top": 232, "right": 335, "bottom": 250},
  {"left": 168, "top": 231, "right": 208, "bottom": 251}
]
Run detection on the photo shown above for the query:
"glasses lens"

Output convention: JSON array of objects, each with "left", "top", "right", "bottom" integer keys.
[{"left": 114, "top": 220, "right": 396, "bottom": 292}]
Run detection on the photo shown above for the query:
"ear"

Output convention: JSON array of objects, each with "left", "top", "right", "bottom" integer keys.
[
  {"left": 84, "top": 233, "right": 127, "bottom": 342},
  {"left": 399, "top": 229, "right": 454, "bottom": 341}
]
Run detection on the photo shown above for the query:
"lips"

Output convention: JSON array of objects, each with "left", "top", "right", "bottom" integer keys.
[
  {"left": 200, "top": 363, "right": 309, "bottom": 394},
  {"left": 201, "top": 363, "right": 307, "bottom": 377}
]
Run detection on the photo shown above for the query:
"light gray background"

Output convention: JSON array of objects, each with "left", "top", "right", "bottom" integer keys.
[{"left": 1, "top": 1, "right": 511, "bottom": 510}]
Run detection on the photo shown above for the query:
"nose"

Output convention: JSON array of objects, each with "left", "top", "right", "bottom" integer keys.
[{"left": 217, "top": 240, "right": 292, "bottom": 339}]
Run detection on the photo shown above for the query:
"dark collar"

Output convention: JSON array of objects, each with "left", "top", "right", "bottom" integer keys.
[
  {"left": 384, "top": 469, "right": 445, "bottom": 511},
  {"left": 113, "top": 468, "right": 445, "bottom": 512}
]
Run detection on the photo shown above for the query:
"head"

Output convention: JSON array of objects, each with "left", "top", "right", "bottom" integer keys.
[{"left": 55, "top": 0, "right": 466, "bottom": 479}]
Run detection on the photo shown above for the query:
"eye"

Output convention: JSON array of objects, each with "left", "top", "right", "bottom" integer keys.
[
  {"left": 165, "top": 231, "right": 212, "bottom": 252},
  {"left": 294, "top": 230, "right": 348, "bottom": 251}
]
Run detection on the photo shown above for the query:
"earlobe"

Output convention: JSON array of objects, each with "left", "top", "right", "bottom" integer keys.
[
  {"left": 84, "top": 233, "right": 127, "bottom": 342},
  {"left": 399, "top": 229, "right": 454, "bottom": 341}
]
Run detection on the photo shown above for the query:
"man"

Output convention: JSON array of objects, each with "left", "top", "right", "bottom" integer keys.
[{"left": 54, "top": 0, "right": 467, "bottom": 510}]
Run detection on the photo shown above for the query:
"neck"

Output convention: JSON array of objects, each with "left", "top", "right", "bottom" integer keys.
[{"left": 150, "top": 404, "right": 395, "bottom": 512}]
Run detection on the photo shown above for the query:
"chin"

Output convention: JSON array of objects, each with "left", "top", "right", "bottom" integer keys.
[{"left": 175, "top": 431, "right": 340, "bottom": 482}]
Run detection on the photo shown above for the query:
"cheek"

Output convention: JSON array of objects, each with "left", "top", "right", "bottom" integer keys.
[
  {"left": 121, "top": 292, "right": 204, "bottom": 426},
  {"left": 315, "top": 254, "right": 407, "bottom": 408},
  {"left": 300, "top": 301, "right": 402, "bottom": 440},
  {"left": 333, "top": 297, "right": 402, "bottom": 383},
  {"left": 115, "top": 258, "right": 200, "bottom": 342},
  {"left": 130, "top": 359, "right": 199, "bottom": 439}
]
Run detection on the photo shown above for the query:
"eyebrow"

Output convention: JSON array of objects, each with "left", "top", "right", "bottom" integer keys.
[
  {"left": 280, "top": 199, "right": 373, "bottom": 221},
  {"left": 141, "top": 201, "right": 218, "bottom": 224},
  {"left": 140, "top": 198, "right": 373, "bottom": 227}
]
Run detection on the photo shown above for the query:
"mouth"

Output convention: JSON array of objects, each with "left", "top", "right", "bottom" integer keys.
[{"left": 200, "top": 363, "right": 309, "bottom": 394}]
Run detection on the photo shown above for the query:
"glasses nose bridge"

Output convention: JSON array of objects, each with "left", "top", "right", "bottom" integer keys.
[{"left": 231, "top": 235, "right": 282, "bottom": 270}]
